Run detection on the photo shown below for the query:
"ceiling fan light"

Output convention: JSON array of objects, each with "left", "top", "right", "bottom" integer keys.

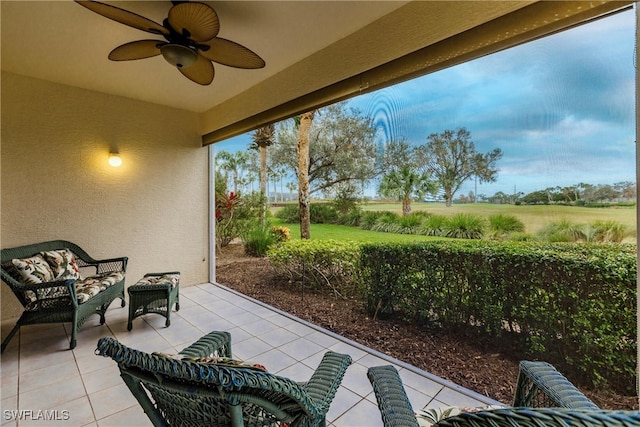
[{"left": 160, "top": 44, "right": 198, "bottom": 68}]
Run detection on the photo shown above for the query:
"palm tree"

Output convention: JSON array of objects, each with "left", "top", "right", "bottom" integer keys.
[
  {"left": 378, "top": 166, "right": 435, "bottom": 216},
  {"left": 250, "top": 124, "right": 275, "bottom": 198},
  {"left": 251, "top": 124, "right": 275, "bottom": 223},
  {"left": 216, "top": 150, "right": 249, "bottom": 194}
]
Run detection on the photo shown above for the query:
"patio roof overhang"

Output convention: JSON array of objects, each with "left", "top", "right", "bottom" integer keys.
[{"left": 200, "top": 0, "right": 635, "bottom": 145}]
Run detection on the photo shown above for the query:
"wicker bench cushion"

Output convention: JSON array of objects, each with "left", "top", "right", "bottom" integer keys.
[
  {"left": 76, "top": 271, "right": 125, "bottom": 304},
  {"left": 133, "top": 273, "right": 179, "bottom": 289},
  {"left": 10, "top": 249, "right": 124, "bottom": 306},
  {"left": 21, "top": 270, "right": 125, "bottom": 308}
]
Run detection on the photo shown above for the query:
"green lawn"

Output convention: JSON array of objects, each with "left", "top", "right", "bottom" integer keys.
[{"left": 270, "top": 218, "right": 443, "bottom": 243}]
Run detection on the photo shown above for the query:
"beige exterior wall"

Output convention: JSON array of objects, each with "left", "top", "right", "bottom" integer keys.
[{"left": 1, "top": 72, "right": 210, "bottom": 320}]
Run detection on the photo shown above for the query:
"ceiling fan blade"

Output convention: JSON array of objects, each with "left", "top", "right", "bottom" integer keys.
[
  {"left": 108, "top": 40, "right": 164, "bottom": 61},
  {"left": 75, "top": 1, "right": 169, "bottom": 36},
  {"left": 198, "top": 38, "right": 265, "bottom": 69},
  {"left": 168, "top": 2, "right": 219, "bottom": 42},
  {"left": 179, "top": 54, "right": 214, "bottom": 85}
]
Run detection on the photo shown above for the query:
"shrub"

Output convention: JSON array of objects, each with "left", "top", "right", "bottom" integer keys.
[
  {"left": 506, "top": 232, "right": 537, "bottom": 242},
  {"left": 360, "top": 211, "right": 389, "bottom": 230},
  {"left": 488, "top": 214, "right": 525, "bottom": 239},
  {"left": 336, "top": 206, "right": 362, "bottom": 227},
  {"left": 275, "top": 204, "right": 300, "bottom": 223},
  {"left": 444, "top": 213, "right": 485, "bottom": 239},
  {"left": 396, "top": 213, "right": 425, "bottom": 234},
  {"left": 309, "top": 204, "right": 338, "bottom": 223},
  {"left": 271, "top": 226, "right": 291, "bottom": 243},
  {"left": 589, "top": 220, "right": 633, "bottom": 243},
  {"left": 242, "top": 224, "right": 276, "bottom": 257},
  {"left": 267, "top": 239, "right": 361, "bottom": 298},
  {"left": 418, "top": 214, "right": 448, "bottom": 236},
  {"left": 370, "top": 211, "right": 401, "bottom": 233},
  {"left": 216, "top": 191, "right": 269, "bottom": 248},
  {"left": 360, "top": 241, "right": 637, "bottom": 394},
  {"left": 273, "top": 204, "right": 339, "bottom": 224},
  {"left": 537, "top": 219, "right": 586, "bottom": 242},
  {"left": 331, "top": 186, "right": 360, "bottom": 214}
]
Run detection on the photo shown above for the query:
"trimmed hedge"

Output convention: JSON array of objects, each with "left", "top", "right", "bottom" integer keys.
[
  {"left": 359, "top": 241, "right": 637, "bottom": 393},
  {"left": 267, "top": 239, "right": 362, "bottom": 298},
  {"left": 266, "top": 238, "right": 637, "bottom": 393}
]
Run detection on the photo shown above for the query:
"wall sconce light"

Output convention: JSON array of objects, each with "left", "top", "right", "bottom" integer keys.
[{"left": 108, "top": 152, "right": 122, "bottom": 167}]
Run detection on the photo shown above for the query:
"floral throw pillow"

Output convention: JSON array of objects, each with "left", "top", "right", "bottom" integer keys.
[
  {"left": 10, "top": 255, "right": 55, "bottom": 284},
  {"left": 415, "top": 405, "right": 505, "bottom": 426},
  {"left": 41, "top": 249, "right": 81, "bottom": 281},
  {"left": 154, "top": 353, "right": 267, "bottom": 372},
  {"left": 189, "top": 356, "right": 268, "bottom": 372}
]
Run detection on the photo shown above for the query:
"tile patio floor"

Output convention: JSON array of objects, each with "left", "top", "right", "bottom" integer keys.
[{"left": 1, "top": 283, "right": 501, "bottom": 426}]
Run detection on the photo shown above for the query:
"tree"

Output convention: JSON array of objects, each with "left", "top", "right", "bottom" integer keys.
[
  {"left": 216, "top": 150, "right": 249, "bottom": 194},
  {"left": 297, "top": 111, "right": 315, "bottom": 239},
  {"left": 378, "top": 139, "right": 436, "bottom": 215},
  {"left": 250, "top": 124, "right": 276, "bottom": 197},
  {"left": 416, "top": 127, "right": 502, "bottom": 207},
  {"left": 250, "top": 124, "right": 275, "bottom": 223},
  {"left": 272, "top": 102, "right": 378, "bottom": 237},
  {"left": 272, "top": 102, "right": 378, "bottom": 197},
  {"left": 285, "top": 181, "right": 297, "bottom": 200},
  {"left": 521, "top": 190, "right": 547, "bottom": 204},
  {"left": 379, "top": 166, "right": 435, "bottom": 215}
]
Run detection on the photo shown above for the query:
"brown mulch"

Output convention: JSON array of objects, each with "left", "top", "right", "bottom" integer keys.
[{"left": 215, "top": 243, "right": 638, "bottom": 410}]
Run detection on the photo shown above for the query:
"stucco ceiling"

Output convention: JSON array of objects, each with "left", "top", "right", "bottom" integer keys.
[{"left": 1, "top": 1, "right": 410, "bottom": 113}]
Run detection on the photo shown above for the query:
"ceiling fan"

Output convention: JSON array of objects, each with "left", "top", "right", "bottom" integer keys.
[{"left": 75, "top": 0, "right": 266, "bottom": 85}]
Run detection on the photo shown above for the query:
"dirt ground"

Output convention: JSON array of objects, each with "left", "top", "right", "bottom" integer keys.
[{"left": 215, "top": 243, "right": 638, "bottom": 410}]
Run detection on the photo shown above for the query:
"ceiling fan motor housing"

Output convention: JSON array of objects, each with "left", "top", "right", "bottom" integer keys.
[{"left": 160, "top": 43, "right": 198, "bottom": 68}]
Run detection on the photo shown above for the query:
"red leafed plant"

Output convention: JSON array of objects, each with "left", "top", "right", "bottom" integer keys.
[{"left": 215, "top": 191, "right": 244, "bottom": 247}]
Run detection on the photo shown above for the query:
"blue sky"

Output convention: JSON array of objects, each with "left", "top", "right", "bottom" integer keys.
[{"left": 216, "top": 9, "right": 636, "bottom": 199}]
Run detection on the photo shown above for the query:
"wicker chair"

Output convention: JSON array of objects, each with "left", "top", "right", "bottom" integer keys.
[
  {"left": 1, "top": 240, "right": 127, "bottom": 352},
  {"left": 96, "top": 331, "right": 352, "bottom": 427},
  {"left": 367, "top": 362, "right": 640, "bottom": 426}
]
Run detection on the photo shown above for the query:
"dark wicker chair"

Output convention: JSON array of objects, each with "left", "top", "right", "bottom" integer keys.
[
  {"left": 96, "top": 331, "right": 352, "bottom": 427},
  {"left": 1, "top": 240, "right": 127, "bottom": 352},
  {"left": 367, "top": 362, "right": 640, "bottom": 426}
]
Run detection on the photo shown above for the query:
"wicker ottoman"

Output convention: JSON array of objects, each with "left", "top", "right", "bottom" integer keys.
[{"left": 127, "top": 272, "right": 180, "bottom": 331}]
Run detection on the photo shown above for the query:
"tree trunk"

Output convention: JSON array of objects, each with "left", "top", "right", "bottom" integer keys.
[
  {"left": 402, "top": 196, "right": 411, "bottom": 216},
  {"left": 297, "top": 111, "right": 315, "bottom": 239},
  {"left": 259, "top": 145, "right": 267, "bottom": 196},
  {"left": 444, "top": 187, "right": 452, "bottom": 207},
  {"left": 259, "top": 145, "right": 267, "bottom": 224},
  {"left": 232, "top": 171, "right": 239, "bottom": 194}
]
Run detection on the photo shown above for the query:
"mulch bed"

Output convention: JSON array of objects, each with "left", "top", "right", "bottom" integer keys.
[{"left": 215, "top": 243, "right": 638, "bottom": 410}]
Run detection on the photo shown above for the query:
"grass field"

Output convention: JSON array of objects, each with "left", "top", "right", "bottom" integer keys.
[
  {"left": 270, "top": 201, "right": 637, "bottom": 241},
  {"left": 359, "top": 202, "right": 637, "bottom": 235}
]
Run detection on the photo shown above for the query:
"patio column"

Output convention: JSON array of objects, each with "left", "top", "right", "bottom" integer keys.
[
  {"left": 634, "top": 2, "right": 640, "bottom": 401},
  {"left": 209, "top": 144, "right": 216, "bottom": 283}
]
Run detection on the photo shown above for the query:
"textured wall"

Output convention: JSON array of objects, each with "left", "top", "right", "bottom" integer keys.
[{"left": 1, "top": 72, "right": 210, "bottom": 320}]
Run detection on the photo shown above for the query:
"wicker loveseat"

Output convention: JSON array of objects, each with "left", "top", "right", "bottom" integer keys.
[
  {"left": 96, "top": 331, "right": 353, "bottom": 427},
  {"left": 367, "top": 362, "right": 640, "bottom": 426},
  {"left": 1, "top": 240, "right": 127, "bottom": 352}
]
